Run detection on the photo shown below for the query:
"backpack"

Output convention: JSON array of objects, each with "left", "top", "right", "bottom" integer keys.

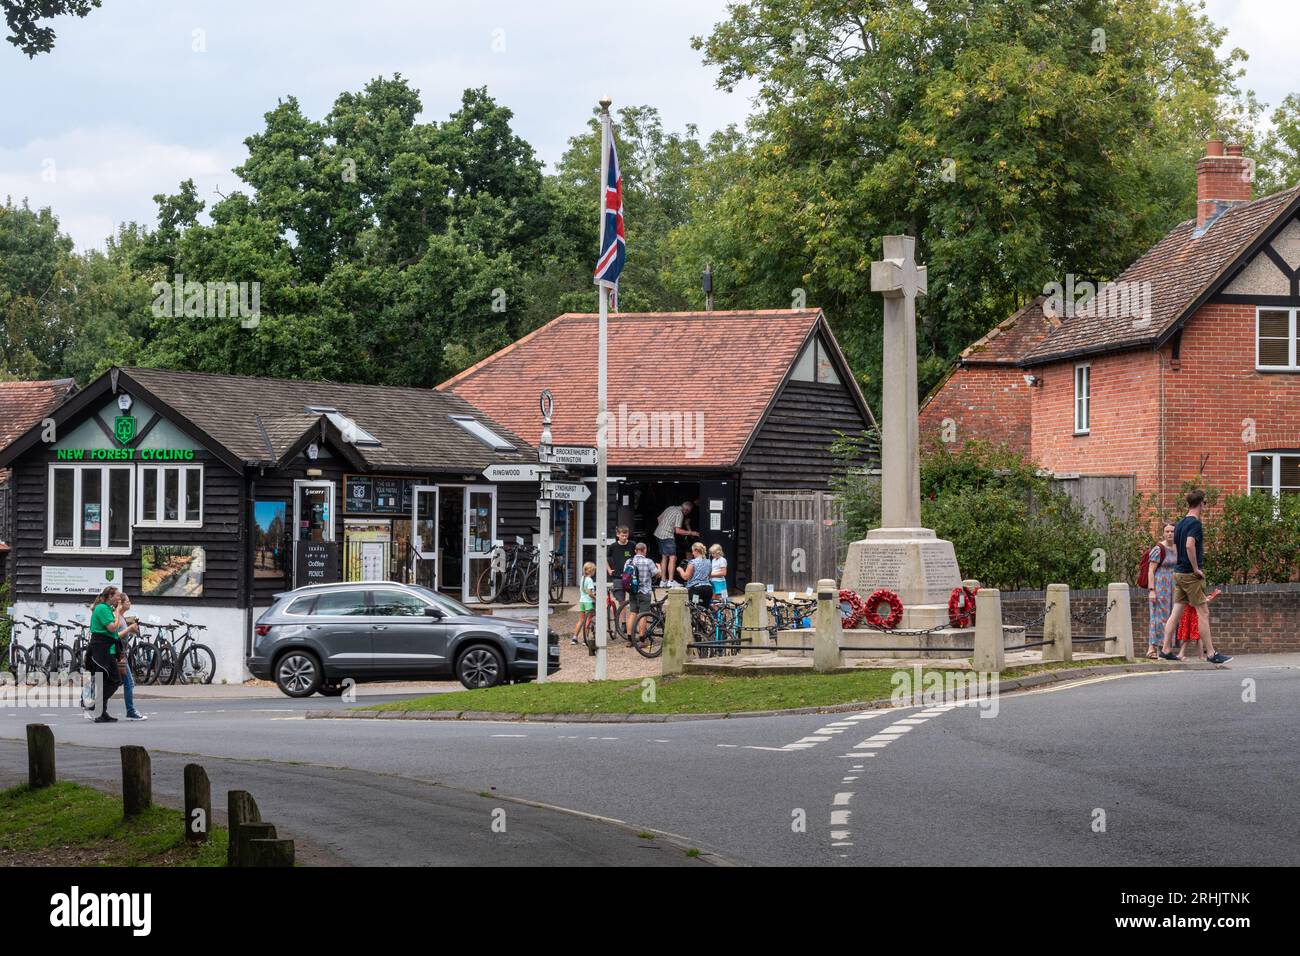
[
  {"left": 621, "top": 559, "right": 636, "bottom": 594},
  {"left": 1136, "top": 544, "right": 1165, "bottom": 589}
]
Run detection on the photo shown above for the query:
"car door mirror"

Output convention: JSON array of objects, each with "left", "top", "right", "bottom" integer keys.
[{"left": 424, "top": 606, "right": 444, "bottom": 620}]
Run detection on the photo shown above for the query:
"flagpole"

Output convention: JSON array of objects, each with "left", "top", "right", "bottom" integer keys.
[{"left": 594, "top": 95, "right": 612, "bottom": 681}]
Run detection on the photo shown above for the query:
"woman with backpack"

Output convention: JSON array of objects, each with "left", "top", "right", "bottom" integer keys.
[{"left": 1142, "top": 523, "right": 1178, "bottom": 659}]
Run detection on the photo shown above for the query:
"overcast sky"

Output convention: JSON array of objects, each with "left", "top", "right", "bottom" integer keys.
[{"left": 0, "top": 0, "right": 1293, "bottom": 251}]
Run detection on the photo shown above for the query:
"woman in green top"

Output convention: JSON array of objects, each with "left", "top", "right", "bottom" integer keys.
[{"left": 87, "top": 585, "right": 125, "bottom": 722}]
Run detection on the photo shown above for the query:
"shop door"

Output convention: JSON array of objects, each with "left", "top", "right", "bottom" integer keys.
[
  {"left": 293, "top": 480, "right": 337, "bottom": 588},
  {"left": 697, "top": 478, "right": 737, "bottom": 588},
  {"left": 410, "top": 485, "right": 439, "bottom": 590},
  {"left": 462, "top": 485, "right": 497, "bottom": 601}
]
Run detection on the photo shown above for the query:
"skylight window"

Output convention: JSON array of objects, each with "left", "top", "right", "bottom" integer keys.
[
  {"left": 305, "top": 406, "right": 381, "bottom": 446},
  {"left": 450, "top": 415, "right": 515, "bottom": 450}
]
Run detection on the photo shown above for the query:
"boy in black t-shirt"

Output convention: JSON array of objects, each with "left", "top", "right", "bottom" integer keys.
[
  {"left": 1159, "top": 489, "right": 1232, "bottom": 664},
  {"left": 606, "top": 527, "right": 637, "bottom": 634}
]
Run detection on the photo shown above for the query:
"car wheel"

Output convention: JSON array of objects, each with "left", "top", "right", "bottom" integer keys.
[
  {"left": 275, "top": 650, "right": 322, "bottom": 698},
  {"left": 456, "top": 645, "right": 504, "bottom": 690}
]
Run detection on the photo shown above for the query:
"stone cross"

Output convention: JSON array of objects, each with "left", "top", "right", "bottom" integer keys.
[{"left": 870, "top": 235, "right": 927, "bottom": 530}]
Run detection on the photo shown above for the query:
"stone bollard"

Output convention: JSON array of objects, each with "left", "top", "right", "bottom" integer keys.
[
  {"left": 973, "top": 588, "right": 1004, "bottom": 673},
  {"left": 26, "top": 724, "right": 55, "bottom": 789},
  {"left": 247, "top": 838, "right": 295, "bottom": 867},
  {"left": 120, "top": 745, "right": 151, "bottom": 817},
  {"left": 742, "top": 582, "right": 769, "bottom": 654},
  {"left": 235, "top": 822, "right": 277, "bottom": 868},
  {"left": 1042, "top": 584, "right": 1073, "bottom": 662},
  {"left": 1105, "top": 583, "right": 1136, "bottom": 661},
  {"left": 227, "top": 790, "right": 262, "bottom": 867},
  {"left": 813, "top": 579, "right": 841, "bottom": 672},
  {"left": 183, "top": 764, "right": 212, "bottom": 844},
  {"left": 660, "top": 588, "right": 690, "bottom": 676}
]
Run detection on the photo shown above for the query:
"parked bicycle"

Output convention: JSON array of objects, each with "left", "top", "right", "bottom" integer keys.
[
  {"left": 169, "top": 619, "right": 216, "bottom": 684},
  {"left": 3, "top": 615, "right": 39, "bottom": 685},
  {"left": 45, "top": 620, "right": 88, "bottom": 676},
  {"left": 21, "top": 616, "right": 55, "bottom": 675},
  {"left": 474, "top": 540, "right": 541, "bottom": 605}
]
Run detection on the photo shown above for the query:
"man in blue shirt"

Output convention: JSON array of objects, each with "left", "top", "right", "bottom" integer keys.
[{"left": 1160, "top": 489, "right": 1232, "bottom": 664}]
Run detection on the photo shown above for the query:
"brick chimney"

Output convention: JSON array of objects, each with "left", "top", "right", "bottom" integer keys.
[{"left": 1196, "top": 139, "right": 1253, "bottom": 228}]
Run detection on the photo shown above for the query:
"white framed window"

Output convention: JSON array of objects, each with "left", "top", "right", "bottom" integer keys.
[
  {"left": 1073, "top": 363, "right": 1091, "bottom": 434},
  {"left": 1256, "top": 307, "right": 1298, "bottom": 371},
  {"left": 137, "top": 464, "right": 204, "bottom": 527},
  {"left": 791, "top": 336, "right": 843, "bottom": 385},
  {"left": 1248, "top": 452, "right": 1300, "bottom": 498},
  {"left": 48, "top": 465, "right": 134, "bottom": 553}
]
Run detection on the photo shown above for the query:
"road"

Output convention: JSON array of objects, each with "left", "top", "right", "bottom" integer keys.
[{"left": 2, "top": 657, "right": 1297, "bottom": 866}]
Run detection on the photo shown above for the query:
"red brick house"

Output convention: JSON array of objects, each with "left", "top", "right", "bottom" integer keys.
[{"left": 920, "top": 141, "right": 1300, "bottom": 512}]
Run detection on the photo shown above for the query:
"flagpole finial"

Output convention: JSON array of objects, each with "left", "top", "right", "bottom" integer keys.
[{"left": 599, "top": 95, "right": 612, "bottom": 113}]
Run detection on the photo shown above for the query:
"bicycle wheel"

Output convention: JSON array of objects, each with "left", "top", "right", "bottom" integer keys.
[
  {"left": 48, "top": 643, "right": 72, "bottom": 675},
  {"left": 549, "top": 563, "right": 564, "bottom": 603},
  {"left": 632, "top": 611, "right": 664, "bottom": 658},
  {"left": 522, "top": 566, "right": 540, "bottom": 606},
  {"left": 475, "top": 564, "right": 503, "bottom": 604},
  {"left": 27, "top": 641, "right": 51, "bottom": 673},
  {"left": 582, "top": 618, "right": 596, "bottom": 656},
  {"left": 7, "top": 646, "right": 32, "bottom": 683},
  {"left": 176, "top": 643, "right": 216, "bottom": 684},
  {"left": 155, "top": 644, "right": 179, "bottom": 685},
  {"left": 612, "top": 597, "right": 630, "bottom": 642},
  {"left": 128, "top": 644, "right": 159, "bottom": 685}
]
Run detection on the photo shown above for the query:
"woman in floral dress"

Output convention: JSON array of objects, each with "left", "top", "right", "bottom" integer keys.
[{"left": 1146, "top": 523, "right": 1177, "bottom": 658}]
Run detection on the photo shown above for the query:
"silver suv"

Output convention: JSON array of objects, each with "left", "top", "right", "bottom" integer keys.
[{"left": 248, "top": 582, "right": 560, "bottom": 697}]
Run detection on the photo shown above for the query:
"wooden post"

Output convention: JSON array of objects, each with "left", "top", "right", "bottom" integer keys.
[
  {"left": 227, "top": 790, "right": 262, "bottom": 867},
  {"left": 813, "top": 579, "right": 841, "bottom": 672},
  {"left": 1042, "top": 584, "right": 1073, "bottom": 662},
  {"left": 120, "top": 745, "right": 151, "bottom": 817},
  {"left": 235, "top": 822, "right": 277, "bottom": 867},
  {"left": 1105, "top": 583, "right": 1136, "bottom": 661},
  {"left": 247, "top": 838, "right": 295, "bottom": 867},
  {"left": 660, "top": 588, "right": 689, "bottom": 675},
  {"left": 973, "top": 588, "right": 1004, "bottom": 673},
  {"left": 183, "top": 764, "right": 211, "bottom": 844},
  {"left": 742, "top": 582, "right": 768, "bottom": 654},
  {"left": 26, "top": 724, "right": 55, "bottom": 789}
]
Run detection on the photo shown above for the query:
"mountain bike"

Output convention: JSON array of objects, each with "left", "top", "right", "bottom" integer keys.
[
  {"left": 45, "top": 621, "right": 87, "bottom": 675},
  {"left": 630, "top": 595, "right": 666, "bottom": 658},
  {"left": 3, "top": 615, "right": 38, "bottom": 685},
  {"left": 21, "top": 616, "right": 55, "bottom": 674},
  {"left": 130, "top": 621, "right": 179, "bottom": 685},
  {"left": 474, "top": 541, "right": 540, "bottom": 605},
  {"left": 169, "top": 619, "right": 216, "bottom": 684}
]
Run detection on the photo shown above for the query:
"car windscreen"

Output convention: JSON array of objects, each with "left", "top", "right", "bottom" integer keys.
[{"left": 405, "top": 585, "right": 474, "bottom": 617}]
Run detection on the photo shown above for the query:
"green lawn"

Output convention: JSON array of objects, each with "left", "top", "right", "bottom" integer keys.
[
  {"left": 366, "top": 657, "right": 1131, "bottom": 716},
  {"left": 0, "top": 781, "right": 228, "bottom": 866}
]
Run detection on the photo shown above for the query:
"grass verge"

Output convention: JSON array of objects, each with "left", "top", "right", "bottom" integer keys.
[
  {"left": 365, "top": 657, "right": 1132, "bottom": 716},
  {"left": 0, "top": 781, "right": 228, "bottom": 866}
]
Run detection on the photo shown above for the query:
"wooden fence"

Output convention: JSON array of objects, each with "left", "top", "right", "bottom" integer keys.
[{"left": 750, "top": 490, "right": 847, "bottom": 591}]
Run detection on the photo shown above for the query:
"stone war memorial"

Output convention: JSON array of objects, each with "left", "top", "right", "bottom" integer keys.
[{"left": 839, "top": 235, "right": 970, "bottom": 648}]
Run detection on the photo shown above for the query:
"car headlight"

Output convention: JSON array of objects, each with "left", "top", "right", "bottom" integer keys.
[{"left": 508, "top": 628, "right": 538, "bottom": 641}]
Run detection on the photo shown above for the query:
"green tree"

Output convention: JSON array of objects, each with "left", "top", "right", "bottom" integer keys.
[
  {"left": 679, "top": 0, "right": 1256, "bottom": 410},
  {"left": 2, "top": 0, "right": 100, "bottom": 56}
]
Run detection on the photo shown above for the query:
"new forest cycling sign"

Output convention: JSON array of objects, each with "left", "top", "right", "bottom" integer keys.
[{"left": 54, "top": 448, "right": 196, "bottom": 461}]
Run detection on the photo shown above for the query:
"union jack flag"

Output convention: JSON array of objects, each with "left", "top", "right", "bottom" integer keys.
[{"left": 594, "top": 123, "right": 625, "bottom": 310}]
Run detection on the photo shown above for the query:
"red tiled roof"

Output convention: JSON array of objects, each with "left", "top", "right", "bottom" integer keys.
[
  {"left": 440, "top": 310, "right": 828, "bottom": 467},
  {"left": 1019, "top": 186, "right": 1300, "bottom": 365},
  {"left": 952, "top": 187, "right": 1300, "bottom": 369},
  {"left": 0, "top": 378, "right": 76, "bottom": 449}
]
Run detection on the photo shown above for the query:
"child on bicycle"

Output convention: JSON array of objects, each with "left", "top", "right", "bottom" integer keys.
[{"left": 572, "top": 561, "right": 597, "bottom": 645}]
